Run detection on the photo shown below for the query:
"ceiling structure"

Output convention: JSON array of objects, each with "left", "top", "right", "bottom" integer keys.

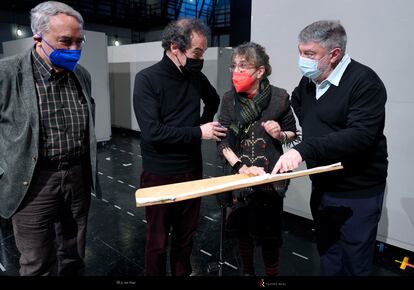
[{"left": 2, "top": 0, "right": 231, "bottom": 43}]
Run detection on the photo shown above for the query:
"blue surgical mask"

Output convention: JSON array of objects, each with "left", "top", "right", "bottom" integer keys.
[
  {"left": 298, "top": 56, "right": 323, "bottom": 80},
  {"left": 298, "top": 52, "right": 333, "bottom": 80},
  {"left": 41, "top": 37, "right": 81, "bottom": 72}
]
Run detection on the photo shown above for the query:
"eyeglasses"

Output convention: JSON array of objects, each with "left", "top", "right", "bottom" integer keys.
[
  {"left": 57, "top": 36, "right": 86, "bottom": 48},
  {"left": 229, "top": 62, "right": 256, "bottom": 72}
]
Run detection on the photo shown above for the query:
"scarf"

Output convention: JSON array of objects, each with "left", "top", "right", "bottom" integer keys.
[{"left": 228, "top": 78, "right": 271, "bottom": 153}]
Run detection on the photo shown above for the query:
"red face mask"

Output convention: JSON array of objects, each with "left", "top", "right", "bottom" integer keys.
[{"left": 232, "top": 71, "right": 256, "bottom": 93}]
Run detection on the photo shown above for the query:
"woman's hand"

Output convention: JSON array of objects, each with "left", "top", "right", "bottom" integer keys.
[
  {"left": 261, "top": 120, "right": 283, "bottom": 140},
  {"left": 239, "top": 165, "right": 266, "bottom": 176}
]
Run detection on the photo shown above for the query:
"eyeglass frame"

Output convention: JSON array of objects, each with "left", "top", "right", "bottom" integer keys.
[
  {"left": 56, "top": 35, "right": 86, "bottom": 48},
  {"left": 229, "top": 61, "right": 257, "bottom": 73}
]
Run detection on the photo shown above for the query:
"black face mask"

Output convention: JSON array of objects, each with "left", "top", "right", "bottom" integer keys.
[{"left": 184, "top": 57, "right": 204, "bottom": 73}]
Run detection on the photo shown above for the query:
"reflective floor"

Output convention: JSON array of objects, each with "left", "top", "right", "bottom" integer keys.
[{"left": 1, "top": 128, "right": 413, "bottom": 286}]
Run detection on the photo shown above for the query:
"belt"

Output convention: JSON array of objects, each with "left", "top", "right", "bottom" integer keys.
[{"left": 38, "top": 157, "right": 83, "bottom": 170}]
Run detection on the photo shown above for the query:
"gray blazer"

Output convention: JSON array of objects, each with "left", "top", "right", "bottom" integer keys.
[{"left": 0, "top": 48, "right": 100, "bottom": 219}]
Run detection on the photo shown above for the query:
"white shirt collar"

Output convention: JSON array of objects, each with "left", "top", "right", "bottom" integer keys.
[{"left": 320, "top": 53, "right": 351, "bottom": 87}]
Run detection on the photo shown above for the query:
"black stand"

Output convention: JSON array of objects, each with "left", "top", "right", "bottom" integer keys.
[
  {"left": 218, "top": 206, "right": 226, "bottom": 276},
  {"left": 207, "top": 206, "right": 227, "bottom": 276}
]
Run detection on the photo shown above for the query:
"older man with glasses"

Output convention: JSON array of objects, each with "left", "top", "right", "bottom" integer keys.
[{"left": 0, "top": 1, "right": 99, "bottom": 276}]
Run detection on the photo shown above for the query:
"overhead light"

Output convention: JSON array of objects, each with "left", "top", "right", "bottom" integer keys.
[
  {"left": 16, "top": 27, "right": 23, "bottom": 37},
  {"left": 113, "top": 34, "right": 120, "bottom": 46}
]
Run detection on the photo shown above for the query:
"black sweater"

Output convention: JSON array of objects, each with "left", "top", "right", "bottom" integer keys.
[
  {"left": 133, "top": 54, "right": 220, "bottom": 174},
  {"left": 292, "top": 59, "right": 388, "bottom": 197}
]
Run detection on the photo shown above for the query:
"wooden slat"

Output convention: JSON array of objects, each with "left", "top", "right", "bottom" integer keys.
[{"left": 135, "top": 162, "right": 343, "bottom": 207}]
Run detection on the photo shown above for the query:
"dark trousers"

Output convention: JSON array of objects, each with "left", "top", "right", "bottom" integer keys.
[
  {"left": 238, "top": 232, "right": 281, "bottom": 276},
  {"left": 12, "top": 162, "right": 91, "bottom": 276},
  {"left": 140, "top": 170, "right": 202, "bottom": 276},
  {"left": 310, "top": 189, "right": 384, "bottom": 276}
]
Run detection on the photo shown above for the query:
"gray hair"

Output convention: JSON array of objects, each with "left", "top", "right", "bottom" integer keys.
[
  {"left": 298, "top": 20, "right": 347, "bottom": 54},
  {"left": 232, "top": 42, "right": 272, "bottom": 78},
  {"left": 30, "top": 1, "right": 84, "bottom": 35},
  {"left": 161, "top": 18, "right": 210, "bottom": 52}
]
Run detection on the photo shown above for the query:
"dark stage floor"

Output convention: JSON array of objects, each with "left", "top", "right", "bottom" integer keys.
[{"left": 1, "top": 128, "right": 413, "bottom": 286}]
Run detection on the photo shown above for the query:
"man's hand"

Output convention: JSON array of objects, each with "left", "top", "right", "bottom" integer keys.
[
  {"left": 271, "top": 149, "right": 303, "bottom": 174},
  {"left": 200, "top": 121, "right": 227, "bottom": 141},
  {"left": 261, "top": 120, "right": 283, "bottom": 140}
]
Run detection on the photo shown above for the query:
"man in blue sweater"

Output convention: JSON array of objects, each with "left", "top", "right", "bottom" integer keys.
[
  {"left": 272, "top": 20, "right": 388, "bottom": 276},
  {"left": 133, "top": 18, "right": 226, "bottom": 276}
]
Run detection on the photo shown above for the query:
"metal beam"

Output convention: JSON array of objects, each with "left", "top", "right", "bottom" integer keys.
[
  {"left": 197, "top": 0, "right": 206, "bottom": 19},
  {"left": 175, "top": 0, "right": 184, "bottom": 19}
]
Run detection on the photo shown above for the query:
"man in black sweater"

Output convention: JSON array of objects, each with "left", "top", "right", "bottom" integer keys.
[
  {"left": 272, "top": 20, "right": 388, "bottom": 276},
  {"left": 133, "top": 18, "right": 226, "bottom": 276}
]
